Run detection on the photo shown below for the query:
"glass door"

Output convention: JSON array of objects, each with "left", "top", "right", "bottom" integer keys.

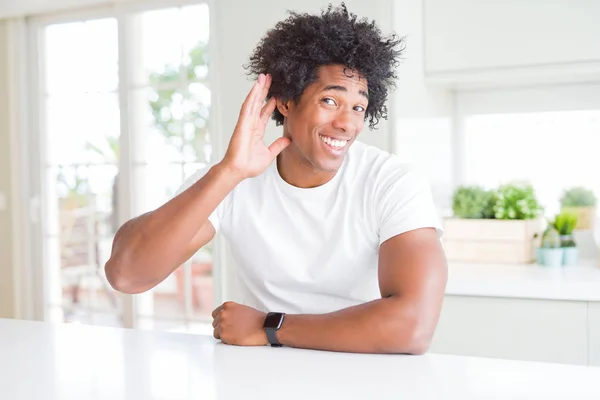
[{"left": 32, "top": 2, "right": 216, "bottom": 333}]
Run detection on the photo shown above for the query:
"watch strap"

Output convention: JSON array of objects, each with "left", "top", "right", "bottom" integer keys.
[{"left": 265, "top": 327, "right": 282, "bottom": 347}]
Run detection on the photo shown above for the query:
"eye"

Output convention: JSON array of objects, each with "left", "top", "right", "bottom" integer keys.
[
  {"left": 322, "top": 97, "right": 337, "bottom": 106},
  {"left": 354, "top": 105, "right": 366, "bottom": 112}
]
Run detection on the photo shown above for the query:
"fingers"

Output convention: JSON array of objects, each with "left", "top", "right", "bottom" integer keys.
[
  {"left": 212, "top": 309, "right": 220, "bottom": 339},
  {"left": 259, "top": 97, "right": 277, "bottom": 127},
  {"left": 250, "top": 73, "right": 271, "bottom": 117},
  {"left": 212, "top": 301, "right": 235, "bottom": 318},
  {"left": 211, "top": 304, "right": 224, "bottom": 319},
  {"left": 239, "top": 82, "right": 258, "bottom": 117},
  {"left": 268, "top": 136, "right": 291, "bottom": 158},
  {"left": 239, "top": 74, "right": 265, "bottom": 118}
]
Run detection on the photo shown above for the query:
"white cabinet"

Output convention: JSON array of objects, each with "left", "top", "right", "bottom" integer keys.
[
  {"left": 424, "top": 0, "right": 600, "bottom": 73},
  {"left": 430, "top": 296, "right": 588, "bottom": 365},
  {"left": 590, "top": 303, "right": 600, "bottom": 367},
  {"left": 423, "top": 0, "right": 600, "bottom": 86}
]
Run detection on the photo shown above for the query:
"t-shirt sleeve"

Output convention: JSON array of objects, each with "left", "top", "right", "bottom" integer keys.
[
  {"left": 174, "top": 165, "right": 231, "bottom": 232},
  {"left": 376, "top": 164, "right": 443, "bottom": 245}
]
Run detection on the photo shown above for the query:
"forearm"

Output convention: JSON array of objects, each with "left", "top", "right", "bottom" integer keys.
[
  {"left": 106, "top": 162, "right": 242, "bottom": 291},
  {"left": 278, "top": 297, "right": 430, "bottom": 354}
]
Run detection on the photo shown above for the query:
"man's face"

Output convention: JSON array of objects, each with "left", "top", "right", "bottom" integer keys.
[{"left": 277, "top": 64, "right": 369, "bottom": 173}]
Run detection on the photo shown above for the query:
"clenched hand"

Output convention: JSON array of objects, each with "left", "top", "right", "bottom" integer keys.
[{"left": 212, "top": 301, "right": 268, "bottom": 346}]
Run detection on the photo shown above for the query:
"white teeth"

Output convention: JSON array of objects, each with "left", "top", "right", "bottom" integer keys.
[{"left": 319, "top": 135, "right": 347, "bottom": 148}]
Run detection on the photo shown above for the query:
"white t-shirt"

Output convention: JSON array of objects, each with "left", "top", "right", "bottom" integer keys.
[{"left": 176, "top": 141, "right": 442, "bottom": 314}]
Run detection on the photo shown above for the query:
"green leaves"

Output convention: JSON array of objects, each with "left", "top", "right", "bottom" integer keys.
[
  {"left": 452, "top": 183, "right": 543, "bottom": 220},
  {"left": 553, "top": 212, "right": 578, "bottom": 236},
  {"left": 546, "top": 212, "right": 579, "bottom": 247},
  {"left": 452, "top": 186, "right": 495, "bottom": 219},
  {"left": 560, "top": 187, "right": 597, "bottom": 207},
  {"left": 148, "top": 41, "right": 211, "bottom": 163},
  {"left": 493, "top": 183, "right": 543, "bottom": 220}
]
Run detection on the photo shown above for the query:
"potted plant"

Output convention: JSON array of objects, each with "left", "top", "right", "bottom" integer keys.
[
  {"left": 560, "top": 187, "right": 597, "bottom": 230},
  {"left": 451, "top": 186, "right": 496, "bottom": 219},
  {"left": 553, "top": 211, "right": 579, "bottom": 265},
  {"left": 537, "top": 223, "right": 563, "bottom": 267},
  {"left": 443, "top": 182, "right": 544, "bottom": 263},
  {"left": 492, "top": 182, "right": 543, "bottom": 220}
]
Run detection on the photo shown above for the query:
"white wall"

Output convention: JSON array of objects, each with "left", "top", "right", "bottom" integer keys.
[{"left": 392, "top": 0, "right": 454, "bottom": 214}]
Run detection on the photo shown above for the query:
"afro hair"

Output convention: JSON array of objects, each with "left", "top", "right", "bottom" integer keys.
[{"left": 245, "top": 3, "right": 405, "bottom": 130}]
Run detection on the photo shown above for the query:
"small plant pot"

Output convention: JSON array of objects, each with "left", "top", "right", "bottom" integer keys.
[
  {"left": 536, "top": 247, "right": 545, "bottom": 264},
  {"left": 538, "top": 248, "right": 564, "bottom": 267},
  {"left": 559, "top": 234, "right": 576, "bottom": 248},
  {"left": 562, "top": 247, "right": 579, "bottom": 266}
]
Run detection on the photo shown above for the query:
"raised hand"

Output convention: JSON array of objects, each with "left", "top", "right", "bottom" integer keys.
[{"left": 221, "top": 74, "right": 291, "bottom": 180}]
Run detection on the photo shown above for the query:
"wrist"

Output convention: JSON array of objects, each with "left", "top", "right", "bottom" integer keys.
[
  {"left": 263, "top": 312, "right": 286, "bottom": 347},
  {"left": 212, "top": 161, "right": 246, "bottom": 186}
]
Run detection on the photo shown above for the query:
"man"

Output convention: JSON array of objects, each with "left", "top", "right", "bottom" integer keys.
[{"left": 105, "top": 4, "right": 447, "bottom": 354}]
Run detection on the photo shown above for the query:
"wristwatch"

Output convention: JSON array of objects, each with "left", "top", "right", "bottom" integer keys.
[{"left": 263, "top": 312, "right": 285, "bottom": 347}]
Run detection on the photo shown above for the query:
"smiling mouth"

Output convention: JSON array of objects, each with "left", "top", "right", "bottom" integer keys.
[{"left": 319, "top": 134, "right": 348, "bottom": 150}]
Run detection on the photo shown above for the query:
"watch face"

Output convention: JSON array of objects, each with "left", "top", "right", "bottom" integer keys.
[{"left": 263, "top": 312, "right": 284, "bottom": 329}]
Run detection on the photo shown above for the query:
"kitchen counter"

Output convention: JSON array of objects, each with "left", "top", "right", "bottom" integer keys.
[
  {"left": 2, "top": 318, "right": 600, "bottom": 399},
  {"left": 446, "top": 261, "right": 600, "bottom": 301}
]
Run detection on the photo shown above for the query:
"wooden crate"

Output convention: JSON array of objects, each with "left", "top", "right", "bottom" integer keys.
[
  {"left": 442, "top": 218, "right": 544, "bottom": 263},
  {"left": 561, "top": 206, "right": 596, "bottom": 230}
]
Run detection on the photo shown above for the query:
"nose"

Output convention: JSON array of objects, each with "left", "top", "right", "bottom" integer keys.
[{"left": 331, "top": 109, "right": 356, "bottom": 135}]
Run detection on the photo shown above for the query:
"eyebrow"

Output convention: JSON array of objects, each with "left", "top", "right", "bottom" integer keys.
[{"left": 321, "top": 85, "right": 369, "bottom": 100}]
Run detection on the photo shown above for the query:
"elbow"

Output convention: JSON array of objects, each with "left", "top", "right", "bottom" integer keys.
[
  {"left": 385, "top": 313, "right": 435, "bottom": 355},
  {"left": 104, "top": 257, "right": 145, "bottom": 295},
  {"left": 404, "top": 329, "right": 432, "bottom": 355},
  {"left": 104, "top": 258, "right": 129, "bottom": 293},
  {"left": 392, "top": 327, "right": 432, "bottom": 356}
]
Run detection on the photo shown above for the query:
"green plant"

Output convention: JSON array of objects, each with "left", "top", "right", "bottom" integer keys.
[
  {"left": 553, "top": 212, "right": 578, "bottom": 235},
  {"left": 452, "top": 186, "right": 495, "bottom": 219},
  {"left": 560, "top": 187, "right": 597, "bottom": 207},
  {"left": 552, "top": 212, "right": 578, "bottom": 247},
  {"left": 492, "top": 183, "right": 543, "bottom": 220},
  {"left": 540, "top": 225, "right": 561, "bottom": 248},
  {"left": 148, "top": 41, "right": 211, "bottom": 163}
]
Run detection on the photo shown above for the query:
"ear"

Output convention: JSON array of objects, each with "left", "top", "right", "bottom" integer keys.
[{"left": 276, "top": 98, "right": 290, "bottom": 117}]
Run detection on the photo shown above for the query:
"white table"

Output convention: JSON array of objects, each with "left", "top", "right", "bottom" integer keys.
[{"left": 2, "top": 318, "right": 600, "bottom": 400}]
